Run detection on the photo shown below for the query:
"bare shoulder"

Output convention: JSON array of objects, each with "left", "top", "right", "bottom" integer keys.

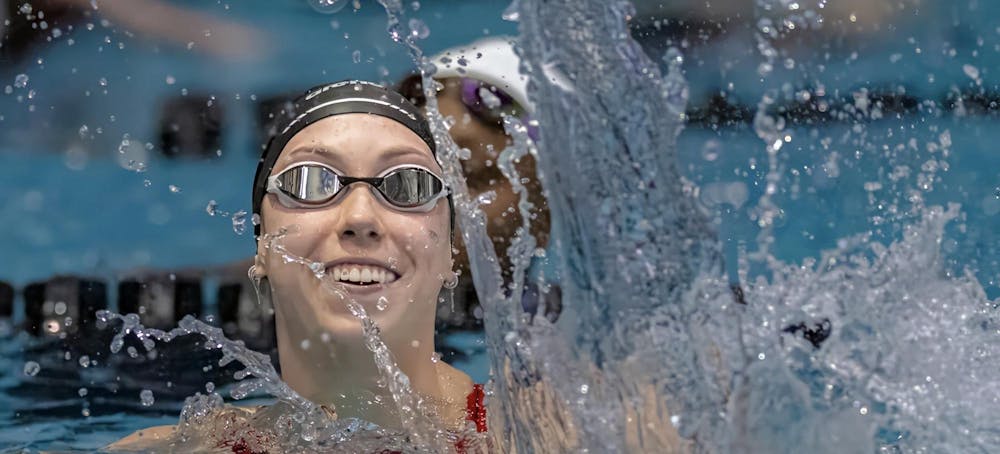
[
  {"left": 105, "top": 425, "right": 176, "bottom": 451},
  {"left": 437, "top": 361, "right": 475, "bottom": 396}
]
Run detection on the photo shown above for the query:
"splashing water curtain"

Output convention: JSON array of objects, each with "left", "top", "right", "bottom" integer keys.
[{"left": 82, "top": 0, "right": 1000, "bottom": 452}]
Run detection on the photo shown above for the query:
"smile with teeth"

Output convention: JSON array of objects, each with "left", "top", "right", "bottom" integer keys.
[{"left": 328, "top": 264, "right": 398, "bottom": 285}]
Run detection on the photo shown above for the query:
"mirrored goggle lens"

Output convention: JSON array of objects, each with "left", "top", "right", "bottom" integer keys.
[
  {"left": 273, "top": 164, "right": 341, "bottom": 204},
  {"left": 380, "top": 167, "right": 445, "bottom": 208}
]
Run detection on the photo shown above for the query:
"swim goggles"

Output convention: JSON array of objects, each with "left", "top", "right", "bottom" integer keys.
[
  {"left": 459, "top": 78, "right": 538, "bottom": 141},
  {"left": 266, "top": 162, "right": 449, "bottom": 212}
]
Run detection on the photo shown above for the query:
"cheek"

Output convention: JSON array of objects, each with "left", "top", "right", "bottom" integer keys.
[
  {"left": 258, "top": 207, "right": 329, "bottom": 266},
  {"left": 395, "top": 214, "right": 452, "bottom": 271}
]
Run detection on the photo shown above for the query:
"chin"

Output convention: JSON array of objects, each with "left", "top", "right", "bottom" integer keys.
[{"left": 311, "top": 287, "right": 407, "bottom": 331}]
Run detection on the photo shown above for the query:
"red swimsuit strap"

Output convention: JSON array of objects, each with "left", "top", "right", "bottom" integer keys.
[{"left": 465, "top": 383, "right": 488, "bottom": 433}]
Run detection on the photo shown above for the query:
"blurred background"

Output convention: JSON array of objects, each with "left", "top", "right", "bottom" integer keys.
[{"left": 1, "top": 0, "right": 999, "bottom": 450}]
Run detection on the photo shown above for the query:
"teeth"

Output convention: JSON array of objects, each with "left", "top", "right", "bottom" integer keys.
[{"left": 329, "top": 264, "right": 397, "bottom": 285}]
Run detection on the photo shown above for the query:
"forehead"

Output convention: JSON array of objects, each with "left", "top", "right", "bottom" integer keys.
[{"left": 275, "top": 113, "right": 435, "bottom": 172}]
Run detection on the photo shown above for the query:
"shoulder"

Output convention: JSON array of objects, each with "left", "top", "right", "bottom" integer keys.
[{"left": 437, "top": 361, "right": 475, "bottom": 398}]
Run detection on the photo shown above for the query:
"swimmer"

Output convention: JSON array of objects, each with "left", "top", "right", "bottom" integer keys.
[
  {"left": 398, "top": 37, "right": 557, "bottom": 324},
  {"left": 401, "top": 38, "right": 549, "bottom": 279},
  {"left": 110, "top": 81, "right": 486, "bottom": 451}
]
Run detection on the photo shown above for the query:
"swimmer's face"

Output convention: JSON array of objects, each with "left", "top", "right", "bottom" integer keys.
[
  {"left": 435, "top": 78, "right": 549, "bottom": 277},
  {"left": 256, "top": 114, "right": 452, "bottom": 341}
]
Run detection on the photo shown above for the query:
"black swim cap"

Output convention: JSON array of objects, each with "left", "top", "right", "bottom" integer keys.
[{"left": 251, "top": 80, "right": 444, "bottom": 237}]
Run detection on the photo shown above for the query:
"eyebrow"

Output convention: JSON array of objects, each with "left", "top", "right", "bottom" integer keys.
[
  {"left": 379, "top": 146, "right": 434, "bottom": 162},
  {"left": 286, "top": 145, "right": 337, "bottom": 160}
]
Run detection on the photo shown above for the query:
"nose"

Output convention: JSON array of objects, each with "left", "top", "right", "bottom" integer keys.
[{"left": 334, "top": 185, "right": 384, "bottom": 244}]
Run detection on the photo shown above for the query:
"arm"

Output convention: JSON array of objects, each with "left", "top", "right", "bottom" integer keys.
[{"left": 55, "top": 0, "right": 268, "bottom": 60}]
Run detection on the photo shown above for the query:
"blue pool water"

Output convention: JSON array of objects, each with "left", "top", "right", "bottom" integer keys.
[{"left": 2, "top": 0, "right": 1000, "bottom": 451}]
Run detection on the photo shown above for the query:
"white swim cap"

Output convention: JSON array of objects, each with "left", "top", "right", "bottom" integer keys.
[{"left": 429, "top": 36, "right": 534, "bottom": 113}]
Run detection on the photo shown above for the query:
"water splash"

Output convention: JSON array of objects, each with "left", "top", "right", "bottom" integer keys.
[
  {"left": 716, "top": 204, "right": 1000, "bottom": 452},
  {"left": 74, "top": 0, "right": 1000, "bottom": 451},
  {"left": 95, "top": 305, "right": 422, "bottom": 452},
  {"left": 491, "top": 0, "right": 998, "bottom": 452}
]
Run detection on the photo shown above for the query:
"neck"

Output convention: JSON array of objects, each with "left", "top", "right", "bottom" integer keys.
[{"left": 274, "top": 312, "right": 443, "bottom": 429}]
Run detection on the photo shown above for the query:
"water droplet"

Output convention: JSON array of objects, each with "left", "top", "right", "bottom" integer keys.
[
  {"left": 206, "top": 200, "right": 218, "bottom": 216},
  {"left": 939, "top": 130, "right": 952, "bottom": 149},
  {"left": 78, "top": 125, "right": 89, "bottom": 138},
  {"left": 78, "top": 387, "right": 88, "bottom": 397},
  {"left": 143, "top": 179, "right": 152, "bottom": 188},
  {"left": 300, "top": 339, "right": 311, "bottom": 350},
  {"left": 376, "top": 296, "right": 389, "bottom": 311},
  {"left": 98, "top": 77, "right": 107, "bottom": 86},
  {"left": 430, "top": 352, "right": 441, "bottom": 363},
  {"left": 408, "top": 18, "right": 429, "bottom": 40},
  {"left": 23, "top": 361, "right": 40, "bottom": 376},
  {"left": 13, "top": 74, "right": 29, "bottom": 88},
  {"left": 78, "top": 355, "right": 90, "bottom": 368},
  {"left": 139, "top": 389, "right": 155, "bottom": 406},
  {"left": 352, "top": 50, "right": 361, "bottom": 63},
  {"left": 501, "top": 2, "right": 520, "bottom": 21},
  {"left": 165, "top": 75, "right": 175, "bottom": 85},
  {"left": 701, "top": 139, "right": 720, "bottom": 161},
  {"left": 168, "top": 185, "right": 181, "bottom": 193},
  {"left": 81, "top": 408, "right": 90, "bottom": 417},
  {"left": 232, "top": 210, "right": 247, "bottom": 235},
  {"left": 205, "top": 381, "right": 215, "bottom": 393},
  {"left": 579, "top": 384, "right": 589, "bottom": 394},
  {"left": 963, "top": 64, "right": 980, "bottom": 81},
  {"left": 308, "top": 0, "right": 349, "bottom": 14}
]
